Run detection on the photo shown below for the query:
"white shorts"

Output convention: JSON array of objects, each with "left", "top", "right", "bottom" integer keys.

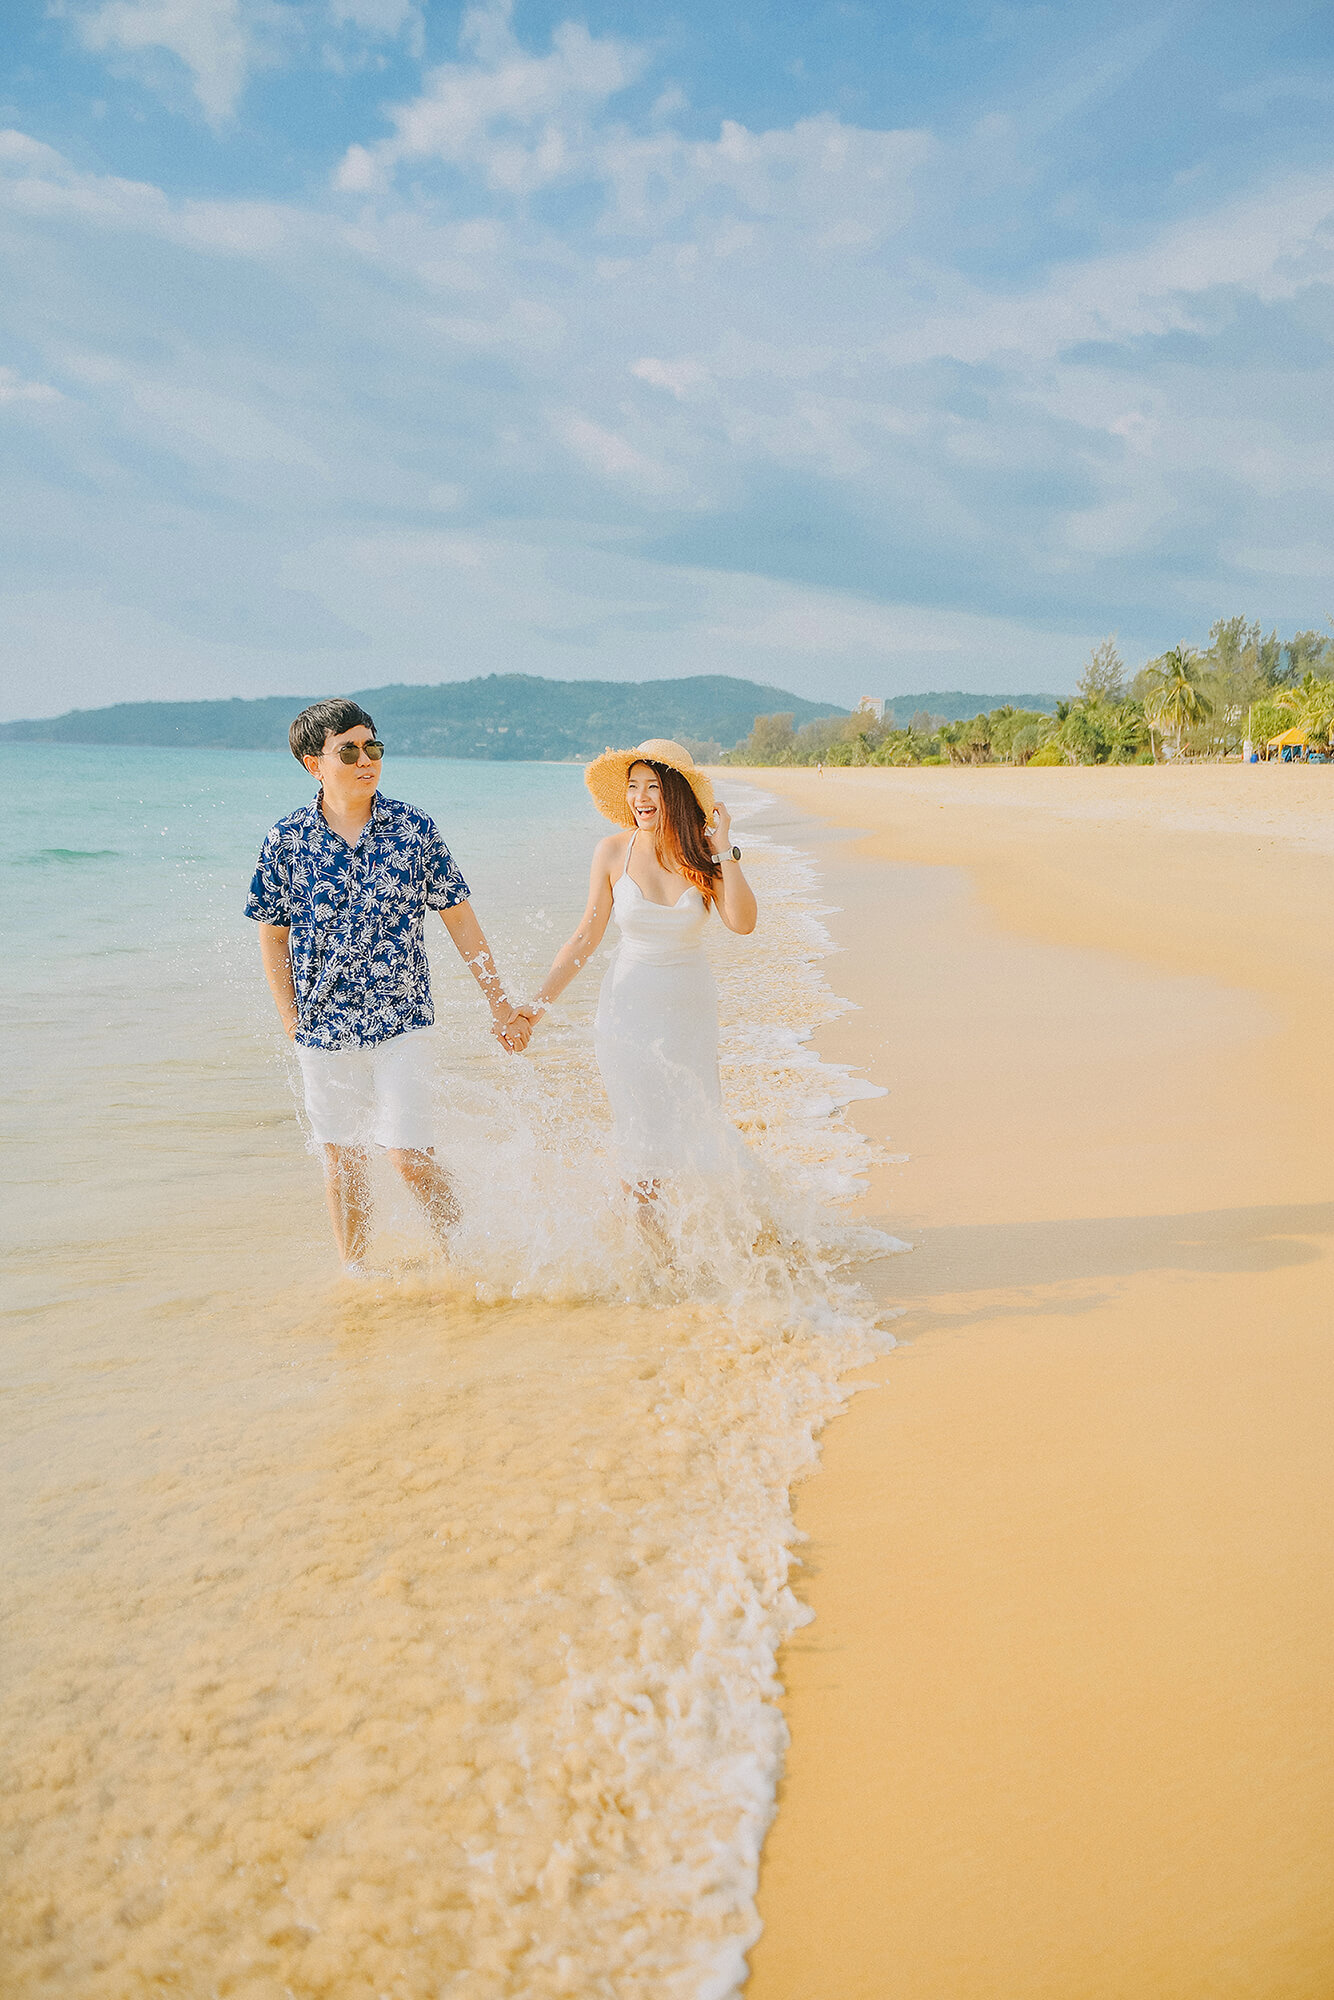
[{"left": 295, "top": 1028, "right": 439, "bottom": 1152}]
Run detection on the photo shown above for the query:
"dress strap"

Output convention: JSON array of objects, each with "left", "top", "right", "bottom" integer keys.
[{"left": 617, "top": 830, "right": 636, "bottom": 883}]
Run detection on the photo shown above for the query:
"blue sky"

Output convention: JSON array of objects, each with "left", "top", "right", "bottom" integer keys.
[{"left": 3, "top": 0, "right": 1332, "bottom": 715}]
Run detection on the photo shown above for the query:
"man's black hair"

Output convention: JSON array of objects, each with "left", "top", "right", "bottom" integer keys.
[{"left": 289, "top": 697, "right": 377, "bottom": 765}]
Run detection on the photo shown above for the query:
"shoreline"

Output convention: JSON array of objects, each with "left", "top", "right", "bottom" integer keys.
[{"left": 740, "top": 766, "right": 1334, "bottom": 1998}]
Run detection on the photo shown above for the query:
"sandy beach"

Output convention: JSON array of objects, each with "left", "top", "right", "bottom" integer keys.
[{"left": 743, "top": 764, "right": 1334, "bottom": 1998}]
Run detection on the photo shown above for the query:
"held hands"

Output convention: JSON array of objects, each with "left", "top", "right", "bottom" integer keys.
[
  {"left": 492, "top": 1001, "right": 546, "bottom": 1053},
  {"left": 493, "top": 1004, "right": 533, "bottom": 1054}
]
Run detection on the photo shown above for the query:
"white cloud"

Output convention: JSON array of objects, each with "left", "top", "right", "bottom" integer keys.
[
  {"left": 73, "top": 0, "right": 425, "bottom": 122},
  {"left": 334, "top": 1, "right": 929, "bottom": 239},
  {"left": 890, "top": 170, "right": 1334, "bottom": 370},
  {"left": 335, "top": 3, "right": 644, "bottom": 194},
  {"left": 632, "top": 357, "right": 712, "bottom": 399},
  {"left": 78, "top": 0, "right": 256, "bottom": 122},
  {"left": 0, "top": 130, "right": 67, "bottom": 172},
  {"left": 113, "top": 373, "right": 329, "bottom": 471},
  {"left": 0, "top": 367, "right": 62, "bottom": 406},
  {"left": 1059, "top": 494, "right": 1179, "bottom": 560},
  {"left": 1229, "top": 542, "right": 1334, "bottom": 579},
  {"left": 328, "top": 0, "right": 421, "bottom": 37},
  {"left": 458, "top": 0, "right": 516, "bottom": 67},
  {"left": 36, "top": 8, "right": 934, "bottom": 290},
  {"left": 598, "top": 115, "right": 930, "bottom": 242},
  {"left": 555, "top": 413, "right": 681, "bottom": 496},
  {"left": 0, "top": 129, "right": 319, "bottom": 261}
]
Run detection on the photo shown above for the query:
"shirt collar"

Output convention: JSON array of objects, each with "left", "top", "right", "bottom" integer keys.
[{"left": 304, "top": 788, "right": 390, "bottom": 841}]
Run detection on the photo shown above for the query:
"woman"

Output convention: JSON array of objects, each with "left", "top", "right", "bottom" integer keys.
[{"left": 514, "top": 739, "right": 757, "bottom": 1196}]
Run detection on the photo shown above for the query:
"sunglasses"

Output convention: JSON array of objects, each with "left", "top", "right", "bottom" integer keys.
[{"left": 329, "top": 740, "right": 385, "bottom": 764}]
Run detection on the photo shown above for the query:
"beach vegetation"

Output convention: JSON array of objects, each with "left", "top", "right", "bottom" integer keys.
[
  {"left": 733, "top": 711, "right": 798, "bottom": 763},
  {"left": 1205, "top": 616, "right": 1284, "bottom": 686},
  {"left": 1053, "top": 700, "right": 1107, "bottom": 764},
  {"left": 879, "top": 730, "right": 935, "bottom": 766},
  {"left": 1246, "top": 697, "right": 1298, "bottom": 746},
  {"left": 725, "top": 704, "right": 1059, "bottom": 769},
  {"left": 1140, "top": 647, "right": 1213, "bottom": 760},
  {"left": 1006, "top": 686, "right": 1147, "bottom": 767},
  {"left": 1076, "top": 638, "right": 1127, "bottom": 705},
  {"left": 1286, "top": 629, "right": 1332, "bottom": 681},
  {"left": 1008, "top": 721, "right": 1046, "bottom": 762},
  {"left": 1290, "top": 672, "right": 1334, "bottom": 749},
  {"left": 716, "top": 616, "right": 1334, "bottom": 771},
  {"left": 1158, "top": 618, "right": 1334, "bottom": 758}
]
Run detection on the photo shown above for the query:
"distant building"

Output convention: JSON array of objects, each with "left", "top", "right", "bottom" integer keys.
[{"left": 856, "top": 695, "right": 886, "bottom": 722}]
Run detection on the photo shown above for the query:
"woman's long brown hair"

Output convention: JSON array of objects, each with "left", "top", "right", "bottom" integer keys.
[{"left": 642, "top": 760, "right": 719, "bottom": 905}]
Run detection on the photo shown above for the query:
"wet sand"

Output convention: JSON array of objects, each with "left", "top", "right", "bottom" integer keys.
[{"left": 743, "top": 766, "right": 1334, "bottom": 1999}]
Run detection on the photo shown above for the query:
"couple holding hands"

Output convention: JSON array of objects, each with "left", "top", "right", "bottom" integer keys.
[{"left": 246, "top": 697, "right": 758, "bottom": 1269}]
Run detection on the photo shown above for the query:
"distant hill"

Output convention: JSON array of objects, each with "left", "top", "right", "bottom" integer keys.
[
  {"left": 0, "top": 674, "right": 847, "bottom": 760},
  {"left": 879, "top": 690, "right": 1061, "bottom": 725}
]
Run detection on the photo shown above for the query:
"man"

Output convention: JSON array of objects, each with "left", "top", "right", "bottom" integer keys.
[{"left": 246, "top": 696, "right": 529, "bottom": 1271}]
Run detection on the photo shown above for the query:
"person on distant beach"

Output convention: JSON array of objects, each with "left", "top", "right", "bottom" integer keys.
[
  {"left": 245, "top": 697, "right": 529, "bottom": 1271},
  {"left": 512, "top": 740, "right": 756, "bottom": 1202}
]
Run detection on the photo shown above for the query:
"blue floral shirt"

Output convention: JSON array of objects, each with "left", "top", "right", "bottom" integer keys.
[{"left": 244, "top": 792, "right": 470, "bottom": 1050}]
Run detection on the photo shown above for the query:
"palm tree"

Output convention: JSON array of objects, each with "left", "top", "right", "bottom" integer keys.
[
  {"left": 938, "top": 720, "right": 969, "bottom": 765},
  {"left": 1141, "top": 646, "right": 1213, "bottom": 760},
  {"left": 1106, "top": 701, "right": 1147, "bottom": 764}
]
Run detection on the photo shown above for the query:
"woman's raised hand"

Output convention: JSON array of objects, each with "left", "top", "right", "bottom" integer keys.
[{"left": 710, "top": 800, "right": 732, "bottom": 853}]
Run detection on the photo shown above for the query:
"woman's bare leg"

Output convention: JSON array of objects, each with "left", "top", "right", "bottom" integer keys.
[
  {"left": 387, "top": 1147, "right": 461, "bottom": 1250},
  {"left": 624, "top": 1176, "right": 674, "bottom": 1260}
]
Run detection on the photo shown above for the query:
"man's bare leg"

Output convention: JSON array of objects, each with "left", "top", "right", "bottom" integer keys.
[
  {"left": 387, "top": 1147, "right": 461, "bottom": 1251},
  {"left": 324, "top": 1144, "right": 373, "bottom": 1267}
]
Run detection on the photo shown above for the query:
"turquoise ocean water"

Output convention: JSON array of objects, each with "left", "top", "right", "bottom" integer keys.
[
  {"left": 1, "top": 747, "right": 897, "bottom": 2000},
  {"left": 5, "top": 748, "right": 613, "bottom": 1297}
]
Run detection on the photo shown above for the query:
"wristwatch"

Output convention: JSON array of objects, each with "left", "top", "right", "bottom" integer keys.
[{"left": 716, "top": 844, "right": 742, "bottom": 863}]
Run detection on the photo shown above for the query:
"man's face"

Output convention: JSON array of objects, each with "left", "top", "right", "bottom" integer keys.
[{"left": 304, "top": 724, "right": 383, "bottom": 803}]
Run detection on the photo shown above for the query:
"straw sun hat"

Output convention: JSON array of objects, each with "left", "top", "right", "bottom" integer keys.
[{"left": 584, "top": 739, "right": 716, "bottom": 828}]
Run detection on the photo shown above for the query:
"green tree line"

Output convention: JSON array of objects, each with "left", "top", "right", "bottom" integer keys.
[{"left": 722, "top": 619, "right": 1334, "bottom": 768}]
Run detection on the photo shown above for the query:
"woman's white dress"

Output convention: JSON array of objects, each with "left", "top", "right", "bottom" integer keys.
[{"left": 594, "top": 837, "right": 740, "bottom": 1183}]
